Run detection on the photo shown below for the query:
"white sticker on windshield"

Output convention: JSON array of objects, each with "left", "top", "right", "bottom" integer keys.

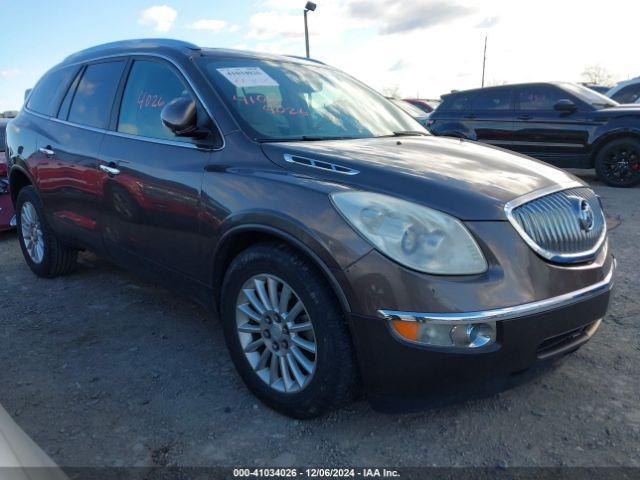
[{"left": 216, "top": 67, "right": 279, "bottom": 87}]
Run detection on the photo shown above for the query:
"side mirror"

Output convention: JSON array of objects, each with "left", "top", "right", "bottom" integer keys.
[
  {"left": 161, "top": 97, "right": 198, "bottom": 136},
  {"left": 554, "top": 99, "right": 577, "bottom": 113}
]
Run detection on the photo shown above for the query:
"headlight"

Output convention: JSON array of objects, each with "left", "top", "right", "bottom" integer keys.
[{"left": 331, "top": 191, "right": 487, "bottom": 275}]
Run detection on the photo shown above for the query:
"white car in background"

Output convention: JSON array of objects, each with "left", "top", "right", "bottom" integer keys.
[{"left": 607, "top": 77, "right": 640, "bottom": 104}]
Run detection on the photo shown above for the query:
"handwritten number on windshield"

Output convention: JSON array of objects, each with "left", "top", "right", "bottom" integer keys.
[{"left": 233, "top": 94, "right": 308, "bottom": 116}]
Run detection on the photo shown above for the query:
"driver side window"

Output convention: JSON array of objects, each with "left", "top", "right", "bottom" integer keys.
[
  {"left": 118, "top": 60, "right": 194, "bottom": 142},
  {"left": 517, "top": 86, "right": 565, "bottom": 111}
]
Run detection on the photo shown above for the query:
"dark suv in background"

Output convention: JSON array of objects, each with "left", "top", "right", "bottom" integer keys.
[
  {"left": 5, "top": 40, "right": 614, "bottom": 417},
  {"left": 428, "top": 82, "right": 640, "bottom": 187}
]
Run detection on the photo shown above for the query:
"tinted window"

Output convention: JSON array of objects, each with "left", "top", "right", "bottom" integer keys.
[
  {"left": 611, "top": 84, "right": 640, "bottom": 104},
  {"left": 27, "top": 66, "right": 79, "bottom": 116},
  {"left": 68, "top": 61, "right": 126, "bottom": 129},
  {"left": 517, "top": 86, "right": 565, "bottom": 110},
  {"left": 0, "top": 127, "right": 6, "bottom": 152},
  {"left": 58, "top": 68, "right": 83, "bottom": 119},
  {"left": 472, "top": 88, "right": 512, "bottom": 111},
  {"left": 441, "top": 94, "right": 471, "bottom": 112},
  {"left": 118, "top": 60, "right": 192, "bottom": 141}
]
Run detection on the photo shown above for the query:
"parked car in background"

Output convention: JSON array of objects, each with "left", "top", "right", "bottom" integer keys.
[
  {"left": 428, "top": 82, "right": 640, "bottom": 187},
  {"left": 6, "top": 40, "right": 614, "bottom": 418},
  {"left": 580, "top": 83, "right": 610, "bottom": 95},
  {"left": 387, "top": 98, "right": 429, "bottom": 128},
  {"left": 0, "top": 110, "right": 18, "bottom": 119},
  {"left": 1, "top": 118, "right": 16, "bottom": 230},
  {"left": 402, "top": 98, "right": 440, "bottom": 114},
  {"left": 606, "top": 78, "right": 640, "bottom": 104}
]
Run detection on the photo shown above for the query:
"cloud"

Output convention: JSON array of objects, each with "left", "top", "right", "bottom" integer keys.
[
  {"left": 347, "top": 0, "right": 473, "bottom": 34},
  {"left": 0, "top": 68, "right": 22, "bottom": 78},
  {"left": 476, "top": 16, "right": 500, "bottom": 28},
  {"left": 189, "top": 19, "right": 228, "bottom": 33},
  {"left": 138, "top": 5, "right": 177, "bottom": 33}
]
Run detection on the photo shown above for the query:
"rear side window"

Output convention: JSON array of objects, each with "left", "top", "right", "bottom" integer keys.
[
  {"left": 611, "top": 84, "right": 640, "bottom": 104},
  {"left": 440, "top": 94, "right": 471, "bottom": 112},
  {"left": 27, "top": 66, "right": 79, "bottom": 116},
  {"left": 0, "top": 128, "right": 5, "bottom": 152},
  {"left": 68, "top": 61, "right": 126, "bottom": 129},
  {"left": 117, "top": 60, "right": 193, "bottom": 142},
  {"left": 517, "top": 86, "right": 564, "bottom": 111},
  {"left": 472, "top": 88, "right": 513, "bottom": 111}
]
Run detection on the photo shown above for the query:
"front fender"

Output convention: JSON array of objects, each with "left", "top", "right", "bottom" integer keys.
[
  {"left": 211, "top": 216, "right": 369, "bottom": 314},
  {"left": 591, "top": 121, "right": 640, "bottom": 155}
]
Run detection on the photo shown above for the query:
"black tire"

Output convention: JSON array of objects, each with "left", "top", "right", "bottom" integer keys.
[
  {"left": 220, "top": 242, "right": 359, "bottom": 418},
  {"left": 594, "top": 137, "right": 640, "bottom": 188},
  {"left": 16, "top": 186, "right": 78, "bottom": 278}
]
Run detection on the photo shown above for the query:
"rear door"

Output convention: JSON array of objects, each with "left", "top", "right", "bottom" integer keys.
[
  {"left": 98, "top": 57, "right": 217, "bottom": 278},
  {"left": 466, "top": 87, "right": 515, "bottom": 147},
  {"left": 33, "top": 60, "right": 127, "bottom": 251},
  {"left": 510, "top": 84, "right": 590, "bottom": 166}
]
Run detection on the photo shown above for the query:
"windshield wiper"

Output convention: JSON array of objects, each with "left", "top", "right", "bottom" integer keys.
[
  {"left": 390, "top": 131, "right": 429, "bottom": 137},
  {"left": 255, "top": 135, "right": 357, "bottom": 142}
]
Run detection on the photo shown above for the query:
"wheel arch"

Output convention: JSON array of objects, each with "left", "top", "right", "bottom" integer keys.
[
  {"left": 212, "top": 224, "right": 352, "bottom": 315},
  {"left": 591, "top": 128, "right": 640, "bottom": 166},
  {"left": 8, "top": 166, "right": 35, "bottom": 205}
]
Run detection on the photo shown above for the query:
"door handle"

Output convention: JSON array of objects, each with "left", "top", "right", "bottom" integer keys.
[
  {"left": 517, "top": 115, "right": 532, "bottom": 120},
  {"left": 39, "top": 147, "right": 55, "bottom": 156},
  {"left": 99, "top": 164, "right": 121, "bottom": 175}
]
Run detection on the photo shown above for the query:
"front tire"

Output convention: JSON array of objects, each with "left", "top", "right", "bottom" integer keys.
[
  {"left": 16, "top": 186, "right": 78, "bottom": 277},
  {"left": 220, "top": 242, "right": 359, "bottom": 418},
  {"left": 595, "top": 138, "right": 640, "bottom": 187}
]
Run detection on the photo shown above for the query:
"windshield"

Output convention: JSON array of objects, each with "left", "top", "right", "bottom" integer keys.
[
  {"left": 390, "top": 99, "right": 427, "bottom": 118},
  {"left": 561, "top": 83, "right": 619, "bottom": 109},
  {"left": 197, "top": 57, "right": 421, "bottom": 141}
]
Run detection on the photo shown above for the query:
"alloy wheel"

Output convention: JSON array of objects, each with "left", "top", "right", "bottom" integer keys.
[
  {"left": 603, "top": 144, "right": 640, "bottom": 185},
  {"left": 20, "top": 202, "right": 44, "bottom": 264},
  {"left": 235, "top": 274, "right": 317, "bottom": 393}
]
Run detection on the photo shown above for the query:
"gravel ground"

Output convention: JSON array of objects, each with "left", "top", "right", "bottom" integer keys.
[{"left": 0, "top": 170, "right": 638, "bottom": 469}]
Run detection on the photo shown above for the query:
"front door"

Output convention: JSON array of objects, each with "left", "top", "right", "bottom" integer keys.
[
  {"left": 510, "top": 84, "right": 591, "bottom": 167},
  {"left": 99, "top": 58, "right": 215, "bottom": 279}
]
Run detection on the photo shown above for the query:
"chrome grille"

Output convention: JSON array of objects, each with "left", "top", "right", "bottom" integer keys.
[{"left": 506, "top": 187, "right": 606, "bottom": 263}]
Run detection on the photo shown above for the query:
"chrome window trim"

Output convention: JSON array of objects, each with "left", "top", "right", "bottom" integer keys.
[
  {"left": 283, "top": 153, "right": 359, "bottom": 175},
  {"left": 504, "top": 182, "right": 608, "bottom": 263},
  {"left": 378, "top": 258, "right": 615, "bottom": 325},
  {"left": 26, "top": 51, "right": 225, "bottom": 151}
]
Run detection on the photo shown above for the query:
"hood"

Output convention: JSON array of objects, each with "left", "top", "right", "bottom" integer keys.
[
  {"left": 261, "top": 136, "right": 583, "bottom": 221},
  {"left": 592, "top": 104, "right": 640, "bottom": 118}
]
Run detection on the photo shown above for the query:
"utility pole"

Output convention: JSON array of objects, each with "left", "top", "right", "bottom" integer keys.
[
  {"left": 481, "top": 35, "right": 487, "bottom": 88},
  {"left": 304, "top": 2, "right": 317, "bottom": 58}
]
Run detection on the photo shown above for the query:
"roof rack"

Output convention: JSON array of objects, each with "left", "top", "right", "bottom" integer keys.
[{"left": 64, "top": 38, "right": 200, "bottom": 61}]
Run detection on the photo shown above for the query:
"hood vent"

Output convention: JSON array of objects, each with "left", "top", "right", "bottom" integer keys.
[{"left": 283, "top": 154, "right": 359, "bottom": 175}]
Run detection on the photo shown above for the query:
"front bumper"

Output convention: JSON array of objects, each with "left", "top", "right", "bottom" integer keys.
[{"left": 350, "top": 260, "right": 614, "bottom": 412}]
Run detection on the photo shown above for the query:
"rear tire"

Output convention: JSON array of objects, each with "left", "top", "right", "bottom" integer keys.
[
  {"left": 595, "top": 138, "right": 640, "bottom": 187},
  {"left": 16, "top": 186, "right": 78, "bottom": 278},
  {"left": 220, "top": 242, "right": 359, "bottom": 418}
]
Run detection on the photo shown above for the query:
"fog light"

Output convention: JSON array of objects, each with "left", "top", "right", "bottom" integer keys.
[
  {"left": 450, "top": 322, "right": 496, "bottom": 348},
  {"left": 391, "top": 320, "right": 496, "bottom": 348}
]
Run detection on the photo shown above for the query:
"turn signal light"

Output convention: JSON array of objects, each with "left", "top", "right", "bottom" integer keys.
[{"left": 391, "top": 319, "right": 496, "bottom": 349}]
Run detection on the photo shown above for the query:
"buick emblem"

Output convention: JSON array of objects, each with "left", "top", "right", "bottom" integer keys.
[{"left": 577, "top": 199, "right": 594, "bottom": 232}]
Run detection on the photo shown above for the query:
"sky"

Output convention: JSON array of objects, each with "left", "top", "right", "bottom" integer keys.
[{"left": 1, "top": 0, "right": 639, "bottom": 112}]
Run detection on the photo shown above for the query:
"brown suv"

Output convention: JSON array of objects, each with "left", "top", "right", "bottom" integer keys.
[{"left": 6, "top": 40, "right": 615, "bottom": 418}]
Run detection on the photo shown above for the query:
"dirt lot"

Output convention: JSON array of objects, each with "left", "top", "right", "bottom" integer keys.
[{"left": 0, "top": 170, "right": 638, "bottom": 469}]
